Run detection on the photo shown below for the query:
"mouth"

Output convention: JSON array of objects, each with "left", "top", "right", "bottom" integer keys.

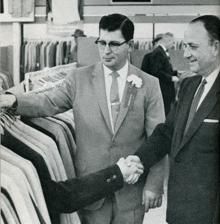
[
  {"left": 103, "top": 57, "right": 114, "bottom": 62},
  {"left": 189, "top": 58, "right": 197, "bottom": 64}
]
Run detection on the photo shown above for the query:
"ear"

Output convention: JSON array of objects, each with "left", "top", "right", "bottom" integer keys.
[
  {"left": 127, "top": 40, "right": 134, "bottom": 53},
  {"left": 212, "top": 40, "right": 220, "bottom": 56}
]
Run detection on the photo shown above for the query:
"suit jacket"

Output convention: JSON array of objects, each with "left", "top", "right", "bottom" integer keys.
[
  {"left": 135, "top": 73, "right": 220, "bottom": 224},
  {"left": 141, "top": 46, "right": 177, "bottom": 115},
  {"left": 13, "top": 61, "right": 165, "bottom": 212}
]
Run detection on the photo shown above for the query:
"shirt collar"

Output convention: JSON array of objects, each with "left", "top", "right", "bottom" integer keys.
[
  {"left": 204, "top": 66, "right": 220, "bottom": 84},
  {"left": 103, "top": 60, "right": 129, "bottom": 80},
  {"left": 159, "top": 44, "right": 167, "bottom": 52}
]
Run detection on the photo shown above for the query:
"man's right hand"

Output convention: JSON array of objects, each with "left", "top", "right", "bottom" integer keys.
[
  {"left": 117, "top": 157, "right": 144, "bottom": 184},
  {"left": 0, "top": 94, "right": 16, "bottom": 109}
]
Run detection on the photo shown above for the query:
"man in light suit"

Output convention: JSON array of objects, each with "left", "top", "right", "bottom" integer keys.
[
  {"left": 1, "top": 14, "right": 165, "bottom": 223},
  {"left": 141, "top": 32, "right": 180, "bottom": 116},
  {"left": 128, "top": 15, "right": 220, "bottom": 224}
]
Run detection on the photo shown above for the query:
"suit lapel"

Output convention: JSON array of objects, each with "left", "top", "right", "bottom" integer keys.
[
  {"left": 113, "top": 64, "right": 137, "bottom": 138},
  {"left": 92, "top": 62, "right": 113, "bottom": 134},
  {"left": 159, "top": 46, "right": 167, "bottom": 58},
  {"left": 161, "top": 46, "right": 173, "bottom": 69},
  {"left": 180, "top": 73, "right": 220, "bottom": 149}
]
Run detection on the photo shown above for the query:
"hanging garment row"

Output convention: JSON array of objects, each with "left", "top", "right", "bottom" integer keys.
[
  {"left": 133, "top": 39, "right": 184, "bottom": 50},
  {"left": 0, "top": 72, "right": 14, "bottom": 91},
  {"left": 1, "top": 110, "right": 80, "bottom": 224},
  {"left": 0, "top": 0, "right": 34, "bottom": 17},
  {"left": 20, "top": 39, "right": 77, "bottom": 81},
  {"left": 1, "top": 62, "right": 80, "bottom": 223}
]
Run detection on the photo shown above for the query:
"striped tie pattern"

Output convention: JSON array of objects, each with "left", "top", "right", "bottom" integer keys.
[
  {"left": 110, "top": 72, "right": 120, "bottom": 129},
  {"left": 184, "top": 78, "right": 207, "bottom": 134}
]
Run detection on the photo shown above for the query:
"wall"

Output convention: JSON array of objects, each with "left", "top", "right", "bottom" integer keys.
[
  {"left": 83, "top": 0, "right": 219, "bottom": 24},
  {"left": 85, "top": 0, "right": 219, "bottom": 5},
  {"left": 0, "top": 23, "right": 13, "bottom": 76},
  {"left": 0, "top": 23, "right": 13, "bottom": 46},
  {"left": 77, "top": 37, "right": 190, "bottom": 71}
]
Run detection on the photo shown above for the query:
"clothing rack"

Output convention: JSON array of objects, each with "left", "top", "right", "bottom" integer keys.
[
  {"left": 0, "top": 109, "right": 80, "bottom": 224},
  {"left": 20, "top": 37, "right": 77, "bottom": 82},
  {"left": 133, "top": 39, "right": 184, "bottom": 50},
  {"left": 24, "top": 62, "right": 77, "bottom": 93},
  {"left": 1, "top": 63, "right": 81, "bottom": 223}
]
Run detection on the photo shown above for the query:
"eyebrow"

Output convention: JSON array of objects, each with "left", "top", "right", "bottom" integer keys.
[
  {"left": 183, "top": 42, "right": 199, "bottom": 46},
  {"left": 99, "top": 39, "right": 122, "bottom": 42},
  {"left": 98, "top": 40, "right": 124, "bottom": 44}
]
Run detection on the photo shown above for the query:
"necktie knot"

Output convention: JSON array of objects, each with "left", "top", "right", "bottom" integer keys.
[
  {"left": 201, "top": 78, "right": 207, "bottom": 86},
  {"left": 110, "top": 72, "right": 119, "bottom": 80}
]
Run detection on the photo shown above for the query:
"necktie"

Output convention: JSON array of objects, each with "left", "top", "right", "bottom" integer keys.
[
  {"left": 110, "top": 72, "right": 120, "bottom": 129},
  {"left": 184, "top": 78, "right": 207, "bottom": 134}
]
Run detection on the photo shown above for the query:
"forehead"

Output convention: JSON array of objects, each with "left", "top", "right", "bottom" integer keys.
[
  {"left": 184, "top": 22, "right": 209, "bottom": 44},
  {"left": 99, "top": 29, "right": 125, "bottom": 41}
]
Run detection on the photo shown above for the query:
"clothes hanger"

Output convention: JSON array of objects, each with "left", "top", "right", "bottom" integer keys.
[{"left": 0, "top": 110, "right": 15, "bottom": 125}]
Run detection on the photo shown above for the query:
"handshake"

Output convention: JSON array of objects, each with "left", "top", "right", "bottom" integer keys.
[{"left": 117, "top": 156, "right": 143, "bottom": 184}]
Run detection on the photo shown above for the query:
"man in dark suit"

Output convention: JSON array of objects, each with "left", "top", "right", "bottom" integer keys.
[
  {"left": 141, "top": 32, "right": 180, "bottom": 116},
  {"left": 127, "top": 15, "right": 220, "bottom": 224},
  {"left": 141, "top": 33, "right": 163, "bottom": 77},
  {"left": 0, "top": 13, "right": 165, "bottom": 224}
]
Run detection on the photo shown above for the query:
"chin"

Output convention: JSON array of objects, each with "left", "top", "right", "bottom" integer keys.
[
  {"left": 189, "top": 66, "right": 199, "bottom": 74},
  {"left": 104, "top": 62, "right": 116, "bottom": 68}
]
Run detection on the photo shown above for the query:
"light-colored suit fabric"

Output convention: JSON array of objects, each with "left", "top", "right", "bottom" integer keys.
[
  {"left": 14, "top": 62, "right": 165, "bottom": 212},
  {"left": 1, "top": 193, "right": 20, "bottom": 224},
  {"left": 1, "top": 145, "right": 52, "bottom": 224}
]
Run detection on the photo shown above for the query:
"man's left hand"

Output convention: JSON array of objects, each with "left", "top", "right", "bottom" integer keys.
[{"left": 142, "top": 190, "right": 162, "bottom": 212}]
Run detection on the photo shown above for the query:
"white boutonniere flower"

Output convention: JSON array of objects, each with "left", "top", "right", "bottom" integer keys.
[
  {"left": 124, "top": 74, "right": 142, "bottom": 110},
  {"left": 127, "top": 74, "right": 143, "bottom": 88}
]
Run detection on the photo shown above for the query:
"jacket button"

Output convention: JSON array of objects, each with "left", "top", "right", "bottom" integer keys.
[
  {"left": 107, "top": 178, "right": 111, "bottom": 183},
  {"left": 113, "top": 175, "right": 117, "bottom": 179}
]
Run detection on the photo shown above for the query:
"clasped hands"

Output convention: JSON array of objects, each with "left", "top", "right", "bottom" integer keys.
[{"left": 117, "top": 155, "right": 143, "bottom": 184}]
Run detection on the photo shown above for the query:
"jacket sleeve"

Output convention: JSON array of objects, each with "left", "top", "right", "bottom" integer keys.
[
  {"left": 151, "top": 53, "right": 177, "bottom": 83},
  {"left": 42, "top": 164, "right": 124, "bottom": 214},
  {"left": 10, "top": 69, "right": 77, "bottom": 118},
  {"left": 142, "top": 76, "right": 166, "bottom": 193},
  {"left": 135, "top": 100, "right": 176, "bottom": 170}
]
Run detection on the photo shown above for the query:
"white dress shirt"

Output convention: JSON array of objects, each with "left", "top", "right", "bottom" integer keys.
[
  {"left": 197, "top": 66, "right": 220, "bottom": 110},
  {"left": 159, "top": 44, "right": 169, "bottom": 57},
  {"left": 103, "top": 61, "right": 129, "bottom": 132}
]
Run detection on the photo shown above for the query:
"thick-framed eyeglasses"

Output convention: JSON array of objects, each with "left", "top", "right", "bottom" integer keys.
[{"left": 95, "top": 38, "right": 127, "bottom": 51}]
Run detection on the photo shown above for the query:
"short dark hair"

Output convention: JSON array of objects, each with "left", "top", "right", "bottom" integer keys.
[
  {"left": 99, "top": 13, "right": 134, "bottom": 42},
  {"left": 152, "top": 33, "right": 163, "bottom": 45},
  {"left": 190, "top": 15, "right": 220, "bottom": 43}
]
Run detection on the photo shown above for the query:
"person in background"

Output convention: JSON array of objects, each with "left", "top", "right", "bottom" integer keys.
[
  {"left": 128, "top": 15, "right": 220, "bottom": 224},
  {"left": 0, "top": 13, "right": 166, "bottom": 224},
  {"left": 141, "top": 33, "right": 163, "bottom": 78},
  {"left": 141, "top": 32, "right": 180, "bottom": 116},
  {"left": 152, "top": 33, "right": 164, "bottom": 49},
  {"left": 69, "top": 29, "right": 86, "bottom": 63}
]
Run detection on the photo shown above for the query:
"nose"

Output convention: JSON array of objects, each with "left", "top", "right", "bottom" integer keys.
[
  {"left": 104, "top": 43, "right": 111, "bottom": 54},
  {"left": 183, "top": 46, "right": 191, "bottom": 58}
]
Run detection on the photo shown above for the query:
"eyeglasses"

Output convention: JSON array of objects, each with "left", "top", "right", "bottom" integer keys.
[{"left": 95, "top": 38, "right": 127, "bottom": 51}]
